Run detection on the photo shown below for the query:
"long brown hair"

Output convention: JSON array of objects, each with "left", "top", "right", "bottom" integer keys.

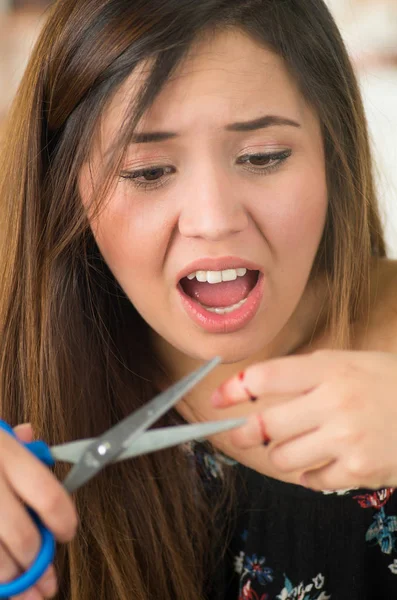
[{"left": 0, "top": 0, "right": 386, "bottom": 598}]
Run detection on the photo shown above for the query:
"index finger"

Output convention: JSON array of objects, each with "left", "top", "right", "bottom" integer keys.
[
  {"left": 211, "top": 351, "right": 334, "bottom": 407},
  {"left": 0, "top": 430, "right": 78, "bottom": 543}
]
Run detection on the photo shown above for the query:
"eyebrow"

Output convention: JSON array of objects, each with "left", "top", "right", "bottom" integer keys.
[
  {"left": 226, "top": 115, "right": 301, "bottom": 132},
  {"left": 130, "top": 115, "right": 301, "bottom": 143}
]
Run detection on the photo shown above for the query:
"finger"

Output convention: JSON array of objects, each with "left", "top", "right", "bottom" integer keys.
[
  {"left": 300, "top": 460, "right": 362, "bottom": 492},
  {"left": 0, "top": 542, "right": 53, "bottom": 600},
  {"left": 0, "top": 542, "right": 40, "bottom": 600},
  {"left": 0, "top": 528, "right": 57, "bottom": 600},
  {"left": 33, "top": 564, "right": 58, "bottom": 598},
  {"left": 0, "top": 483, "right": 58, "bottom": 598},
  {"left": 0, "top": 538, "right": 21, "bottom": 583},
  {"left": 14, "top": 424, "right": 34, "bottom": 444},
  {"left": 0, "top": 430, "right": 78, "bottom": 542},
  {"left": 258, "top": 384, "right": 338, "bottom": 442},
  {"left": 229, "top": 412, "right": 272, "bottom": 448},
  {"left": 229, "top": 386, "right": 329, "bottom": 449},
  {"left": 0, "top": 478, "right": 44, "bottom": 572},
  {"left": 10, "top": 566, "right": 57, "bottom": 600},
  {"left": 268, "top": 428, "right": 334, "bottom": 474},
  {"left": 12, "top": 590, "right": 42, "bottom": 600},
  {"left": 211, "top": 351, "right": 334, "bottom": 407}
]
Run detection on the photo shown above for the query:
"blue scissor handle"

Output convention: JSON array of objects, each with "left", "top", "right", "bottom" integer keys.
[{"left": 0, "top": 420, "right": 56, "bottom": 597}]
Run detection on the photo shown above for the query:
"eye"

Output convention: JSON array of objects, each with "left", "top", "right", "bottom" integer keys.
[
  {"left": 119, "top": 165, "right": 175, "bottom": 190},
  {"left": 236, "top": 149, "right": 292, "bottom": 174}
]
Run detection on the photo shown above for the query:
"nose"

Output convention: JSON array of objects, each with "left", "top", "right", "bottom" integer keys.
[{"left": 178, "top": 166, "right": 249, "bottom": 241}]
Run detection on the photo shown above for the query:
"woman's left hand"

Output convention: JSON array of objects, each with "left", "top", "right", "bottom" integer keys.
[{"left": 211, "top": 350, "right": 397, "bottom": 491}]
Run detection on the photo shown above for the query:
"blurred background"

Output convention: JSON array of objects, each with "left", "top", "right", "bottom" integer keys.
[{"left": 0, "top": 0, "right": 396, "bottom": 256}]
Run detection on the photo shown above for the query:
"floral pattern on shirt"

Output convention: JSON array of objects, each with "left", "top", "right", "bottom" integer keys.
[
  {"left": 235, "top": 551, "right": 273, "bottom": 600},
  {"left": 365, "top": 507, "right": 397, "bottom": 554},
  {"left": 353, "top": 488, "right": 395, "bottom": 509},
  {"left": 349, "top": 488, "right": 397, "bottom": 559},
  {"left": 234, "top": 548, "right": 330, "bottom": 600},
  {"left": 276, "top": 573, "right": 330, "bottom": 600},
  {"left": 195, "top": 446, "right": 397, "bottom": 595},
  {"left": 389, "top": 559, "right": 397, "bottom": 574}
]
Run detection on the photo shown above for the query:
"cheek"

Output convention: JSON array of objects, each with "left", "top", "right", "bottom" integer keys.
[
  {"left": 78, "top": 165, "right": 175, "bottom": 300},
  {"left": 257, "top": 168, "right": 327, "bottom": 257},
  {"left": 90, "top": 188, "right": 167, "bottom": 269},
  {"left": 89, "top": 191, "right": 179, "bottom": 311}
]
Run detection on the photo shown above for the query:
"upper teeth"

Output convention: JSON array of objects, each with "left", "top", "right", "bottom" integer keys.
[{"left": 186, "top": 268, "right": 247, "bottom": 284}]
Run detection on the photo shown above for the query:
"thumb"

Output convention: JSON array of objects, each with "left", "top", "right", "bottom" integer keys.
[{"left": 13, "top": 422, "right": 34, "bottom": 443}]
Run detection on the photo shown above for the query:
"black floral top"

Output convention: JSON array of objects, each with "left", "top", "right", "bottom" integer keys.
[{"left": 195, "top": 444, "right": 397, "bottom": 600}]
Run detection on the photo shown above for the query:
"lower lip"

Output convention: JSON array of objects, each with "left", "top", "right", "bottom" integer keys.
[{"left": 178, "top": 273, "right": 265, "bottom": 334}]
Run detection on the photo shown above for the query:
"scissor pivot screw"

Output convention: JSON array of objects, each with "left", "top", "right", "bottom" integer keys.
[{"left": 97, "top": 442, "right": 111, "bottom": 456}]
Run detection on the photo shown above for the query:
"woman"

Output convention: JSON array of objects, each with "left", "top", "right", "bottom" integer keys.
[{"left": 0, "top": 0, "right": 396, "bottom": 598}]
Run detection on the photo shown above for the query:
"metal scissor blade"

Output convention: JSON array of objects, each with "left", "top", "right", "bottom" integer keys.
[
  {"left": 52, "top": 417, "right": 246, "bottom": 464},
  {"left": 62, "top": 357, "right": 221, "bottom": 492}
]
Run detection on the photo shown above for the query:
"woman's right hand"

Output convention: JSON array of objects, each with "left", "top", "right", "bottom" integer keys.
[{"left": 0, "top": 424, "right": 78, "bottom": 600}]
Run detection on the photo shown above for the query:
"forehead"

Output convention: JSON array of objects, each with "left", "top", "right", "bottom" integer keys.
[{"left": 102, "top": 29, "right": 312, "bottom": 137}]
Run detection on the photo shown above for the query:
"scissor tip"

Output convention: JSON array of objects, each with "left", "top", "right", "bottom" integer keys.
[{"left": 212, "top": 356, "right": 222, "bottom": 365}]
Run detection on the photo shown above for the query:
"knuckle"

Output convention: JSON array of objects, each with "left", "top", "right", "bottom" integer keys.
[
  {"left": 333, "top": 417, "right": 363, "bottom": 446},
  {"left": 346, "top": 453, "right": 374, "bottom": 479},
  {"left": 340, "top": 387, "right": 362, "bottom": 411}
]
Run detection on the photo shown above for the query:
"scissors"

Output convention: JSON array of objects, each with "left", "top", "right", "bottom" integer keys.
[{"left": 0, "top": 357, "right": 245, "bottom": 597}]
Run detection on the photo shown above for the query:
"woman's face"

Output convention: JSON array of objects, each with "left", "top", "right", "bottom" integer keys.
[{"left": 80, "top": 29, "right": 327, "bottom": 365}]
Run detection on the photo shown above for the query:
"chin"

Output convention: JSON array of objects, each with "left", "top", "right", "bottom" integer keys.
[{"left": 179, "top": 336, "right": 265, "bottom": 365}]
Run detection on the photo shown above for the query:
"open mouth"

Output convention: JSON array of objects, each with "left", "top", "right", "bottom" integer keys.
[{"left": 179, "top": 267, "right": 260, "bottom": 315}]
